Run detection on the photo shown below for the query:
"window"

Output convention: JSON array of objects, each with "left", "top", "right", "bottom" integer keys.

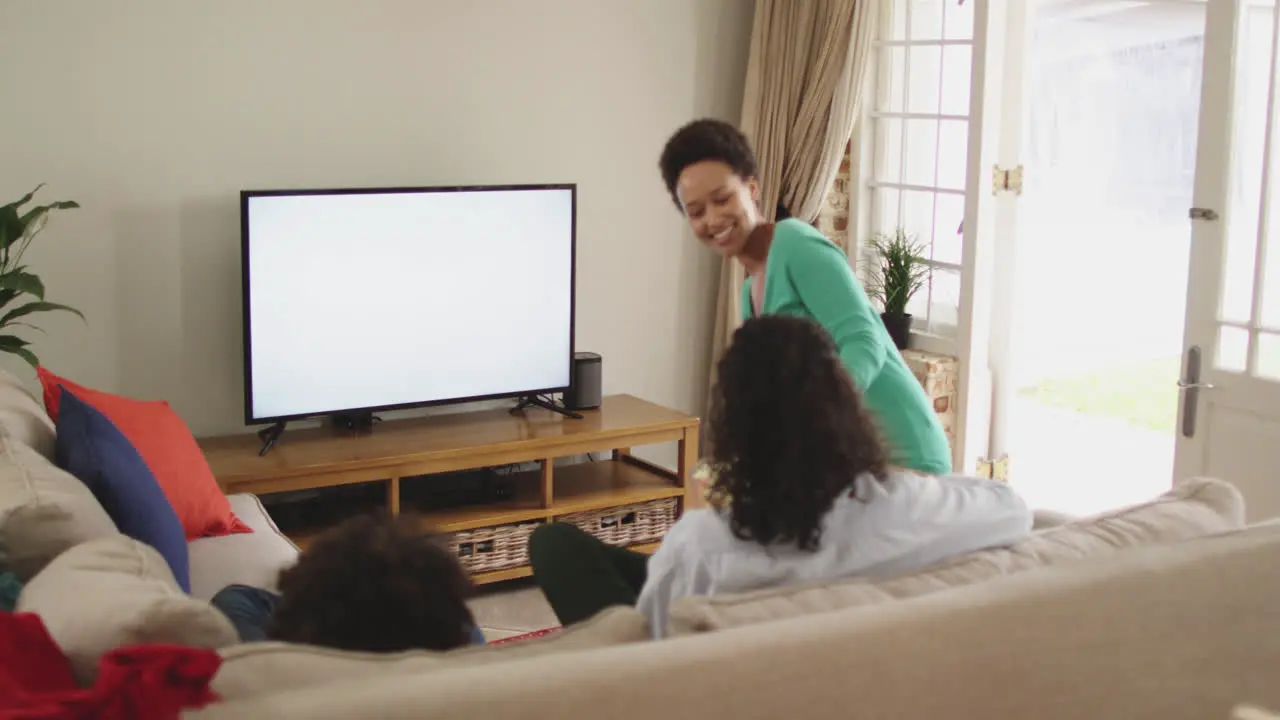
[{"left": 865, "top": 0, "right": 976, "bottom": 337}]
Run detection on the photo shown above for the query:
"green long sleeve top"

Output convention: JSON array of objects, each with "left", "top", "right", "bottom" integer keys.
[{"left": 741, "top": 219, "right": 953, "bottom": 475}]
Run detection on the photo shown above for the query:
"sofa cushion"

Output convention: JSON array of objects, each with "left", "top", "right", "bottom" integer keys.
[
  {"left": 16, "top": 535, "right": 238, "bottom": 686},
  {"left": 188, "top": 494, "right": 299, "bottom": 601},
  {"left": 35, "top": 367, "right": 250, "bottom": 540},
  {"left": 54, "top": 390, "right": 191, "bottom": 592},
  {"left": 0, "top": 367, "right": 56, "bottom": 459},
  {"left": 210, "top": 605, "right": 649, "bottom": 702},
  {"left": 0, "top": 437, "right": 116, "bottom": 580},
  {"left": 667, "top": 476, "right": 1244, "bottom": 635}
]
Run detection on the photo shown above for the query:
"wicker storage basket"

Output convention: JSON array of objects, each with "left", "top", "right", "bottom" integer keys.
[
  {"left": 449, "top": 521, "right": 541, "bottom": 573},
  {"left": 559, "top": 498, "right": 678, "bottom": 547}
]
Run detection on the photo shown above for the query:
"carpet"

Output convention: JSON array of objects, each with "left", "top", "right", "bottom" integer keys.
[{"left": 487, "top": 627, "right": 562, "bottom": 645}]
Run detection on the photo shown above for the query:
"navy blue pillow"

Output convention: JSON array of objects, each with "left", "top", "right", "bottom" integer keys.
[{"left": 54, "top": 388, "right": 191, "bottom": 592}]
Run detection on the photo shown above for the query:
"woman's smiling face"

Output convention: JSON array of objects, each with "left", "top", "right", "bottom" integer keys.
[{"left": 675, "top": 160, "right": 761, "bottom": 258}]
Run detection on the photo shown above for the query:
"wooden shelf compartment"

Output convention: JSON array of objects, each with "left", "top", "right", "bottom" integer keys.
[
  {"left": 417, "top": 459, "right": 683, "bottom": 533},
  {"left": 280, "top": 459, "right": 682, "bottom": 548}
]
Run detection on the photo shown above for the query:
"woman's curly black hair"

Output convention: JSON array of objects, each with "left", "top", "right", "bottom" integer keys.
[
  {"left": 658, "top": 118, "right": 758, "bottom": 209},
  {"left": 708, "top": 315, "right": 889, "bottom": 551},
  {"left": 268, "top": 511, "right": 477, "bottom": 652}
]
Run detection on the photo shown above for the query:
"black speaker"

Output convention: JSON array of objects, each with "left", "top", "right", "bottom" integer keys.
[{"left": 564, "top": 352, "right": 602, "bottom": 410}]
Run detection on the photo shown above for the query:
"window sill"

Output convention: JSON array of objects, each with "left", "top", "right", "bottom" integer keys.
[{"left": 907, "top": 329, "right": 958, "bottom": 358}]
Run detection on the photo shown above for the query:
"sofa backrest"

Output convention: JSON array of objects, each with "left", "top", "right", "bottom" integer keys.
[
  {"left": 0, "top": 436, "right": 117, "bottom": 580},
  {"left": 0, "top": 367, "right": 55, "bottom": 460},
  {"left": 188, "top": 519, "right": 1280, "bottom": 720},
  {"left": 668, "top": 476, "right": 1243, "bottom": 634},
  {"left": 209, "top": 605, "right": 650, "bottom": 702}
]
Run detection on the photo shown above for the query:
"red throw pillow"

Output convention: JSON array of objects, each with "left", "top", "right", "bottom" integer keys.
[{"left": 37, "top": 367, "right": 250, "bottom": 540}]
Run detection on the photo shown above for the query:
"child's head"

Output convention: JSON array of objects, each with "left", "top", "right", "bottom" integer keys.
[
  {"left": 268, "top": 511, "right": 477, "bottom": 652},
  {"left": 708, "top": 315, "right": 888, "bottom": 551}
]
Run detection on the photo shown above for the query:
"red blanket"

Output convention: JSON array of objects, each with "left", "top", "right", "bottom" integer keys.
[{"left": 0, "top": 612, "right": 221, "bottom": 720}]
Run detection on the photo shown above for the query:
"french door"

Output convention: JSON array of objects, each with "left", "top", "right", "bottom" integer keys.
[
  {"left": 987, "top": 0, "right": 1207, "bottom": 515},
  {"left": 962, "top": 0, "right": 1280, "bottom": 520},
  {"left": 1178, "top": 0, "right": 1280, "bottom": 522}
]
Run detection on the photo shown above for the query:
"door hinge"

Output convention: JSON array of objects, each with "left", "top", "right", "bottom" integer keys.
[
  {"left": 992, "top": 165, "right": 1024, "bottom": 196},
  {"left": 1189, "top": 207, "right": 1220, "bottom": 221}
]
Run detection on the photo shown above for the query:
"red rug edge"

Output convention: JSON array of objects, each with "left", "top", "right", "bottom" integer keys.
[{"left": 487, "top": 627, "right": 562, "bottom": 645}]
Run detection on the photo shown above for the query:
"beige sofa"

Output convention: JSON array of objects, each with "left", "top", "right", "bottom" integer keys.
[
  {"left": 0, "top": 368, "right": 297, "bottom": 683},
  {"left": 0, "top": 368, "right": 300, "bottom": 598},
  {"left": 1, "top": 367, "right": 1277, "bottom": 719}
]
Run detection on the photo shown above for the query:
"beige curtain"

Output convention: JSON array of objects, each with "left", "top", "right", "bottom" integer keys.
[{"left": 706, "top": 0, "right": 878, "bottom": 404}]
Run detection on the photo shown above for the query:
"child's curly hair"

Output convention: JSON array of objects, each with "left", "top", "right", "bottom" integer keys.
[
  {"left": 268, "top": 511, "right": 477, "bottom": 652},
  {"left": 708, "top": 315, "right": 889, "bottom": 551}
]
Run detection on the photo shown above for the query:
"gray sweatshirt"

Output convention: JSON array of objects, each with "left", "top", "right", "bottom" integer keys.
[{"left": 637, "top": 471, "right": 1033, "bottom": 637}]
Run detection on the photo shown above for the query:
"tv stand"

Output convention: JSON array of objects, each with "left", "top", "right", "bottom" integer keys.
[
  {"left": 257, "top": 421, "right": 287, "bottom": 457},
  {"left": 512, "top": 394, "right": 583, "bottom": 420},
  {"left": 200, "top": 395, "right": 701, "bottom": 585}
]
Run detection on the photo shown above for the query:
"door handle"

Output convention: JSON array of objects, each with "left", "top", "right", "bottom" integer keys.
[{"left": 1180, "top": 346, "right": 1206, "bottom": 438}]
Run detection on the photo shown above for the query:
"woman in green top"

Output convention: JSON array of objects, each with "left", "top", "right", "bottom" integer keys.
[{"left": 658, "top": 119, "right": 952, "bottom": 475}]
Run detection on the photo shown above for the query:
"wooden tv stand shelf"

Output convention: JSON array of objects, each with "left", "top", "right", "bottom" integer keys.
[{"left": 198, "top": 395, "right": 700, "bottom": 584}]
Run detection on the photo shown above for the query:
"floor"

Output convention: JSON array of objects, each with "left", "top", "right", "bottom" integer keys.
[{"left": 469, "top": 579, "right": 559, "bottom": 641}]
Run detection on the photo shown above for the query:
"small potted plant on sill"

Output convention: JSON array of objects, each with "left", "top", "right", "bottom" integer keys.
[
  {"left": 864, "top": 228, "right": 930, "bottom": 351},
  {"left": 0, "top": 185, "right": 84, "bottom": 367}
]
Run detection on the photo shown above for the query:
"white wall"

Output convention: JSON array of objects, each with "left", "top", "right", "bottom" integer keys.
[{"left": 0, "top": 0, "right": 754, "bottom": 441}]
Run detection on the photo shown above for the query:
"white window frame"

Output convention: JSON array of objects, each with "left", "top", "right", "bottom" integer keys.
[
  {"left": 850, "top": 0, "right": 978, "bottom": 358},
  {"left": 849, "top": 0, "right": 1012, "bottom": 473}
]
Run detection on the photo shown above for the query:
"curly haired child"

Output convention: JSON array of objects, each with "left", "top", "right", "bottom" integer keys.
[
  {"left": 211, "top": 511, "right": 484, "bottom": 651},
  {"left": 529, "top": 315, "right": 1032, "bottom": 637}
]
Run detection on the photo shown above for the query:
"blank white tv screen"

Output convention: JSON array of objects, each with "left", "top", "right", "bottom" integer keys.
[{"left": 243, "top": 186, "right": 575, "bottom": 422}]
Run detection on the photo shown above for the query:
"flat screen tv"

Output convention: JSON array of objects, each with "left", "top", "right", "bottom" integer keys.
[{"left": 240, "top": 184, "right": 576, "bottom": 426}]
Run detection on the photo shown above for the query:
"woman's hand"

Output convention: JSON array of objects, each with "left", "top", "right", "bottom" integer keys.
[{"left": 692, "top": 461, "right": 730, "bottom": 508}]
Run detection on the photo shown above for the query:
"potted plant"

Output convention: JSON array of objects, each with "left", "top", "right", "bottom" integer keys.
[
  {"left": 0, "top": 185, "right": 84, "bottom": 367},
  {"left": 863, "top": 228, "right": 930, "bottom": 350}
]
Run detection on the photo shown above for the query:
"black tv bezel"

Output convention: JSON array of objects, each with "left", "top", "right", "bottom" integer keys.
[{"left": 238, "top": 183, "right": 578, "bottom": 427}]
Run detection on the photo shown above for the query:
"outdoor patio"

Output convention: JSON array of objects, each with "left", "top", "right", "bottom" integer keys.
[
  {"left": 1009, "top": 396, "right": 1174, "bottom": 517},
  {"left": 1006, "top": 351, "right": 1178, "bottom": 515}
]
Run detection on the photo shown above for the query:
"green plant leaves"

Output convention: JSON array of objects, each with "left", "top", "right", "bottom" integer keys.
[
  {"left": 4, "top": 185, "right": 45, "bottom": 210},
  {"left": 0, "top": 209, "right": 23, "bottom": 254},
  {"left": 0, "top": 301, "right": 84, "bottom": 326},
  {"left": 0, "top": 347, "right": 39, "bottom": 367},
  {"left": 17, "top": 201, "right": 79, "bottom": 242},
  {"left": 863, "top": 228, "right": 932, "bottom": 317},
  {"left": 0, "top": 185, "right": 42, "bottom": 252},
  {"left": 0, "top": 183, "right": 79, "bottom": 254},
  {"left": 0, "top": 185, "right": 84, "bottom": 369},
  {"left": 0, "top": 335, "right": 36, "bottom": 367},
  {"left": 0, "top": 271, "right": 45, "bottom": 300}
]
